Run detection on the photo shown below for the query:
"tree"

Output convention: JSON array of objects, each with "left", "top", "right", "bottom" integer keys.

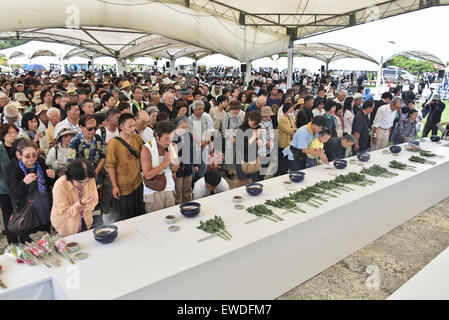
[
  {"left": 384, "top": 55, "right": 438, "bottom": 78},
  {"left": 0, "top": 40, "right": 29, "bottom": 49}
]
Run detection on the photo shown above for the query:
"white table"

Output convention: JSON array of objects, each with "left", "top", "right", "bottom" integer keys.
[
  {"left": 1, "top": 140, "right": 449, "bottom": 299},
  {"left": 388, "top": 246, "right": 449, "bottom": 300}
]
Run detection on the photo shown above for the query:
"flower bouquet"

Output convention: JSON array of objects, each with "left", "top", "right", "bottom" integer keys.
[
  {"left": 37, "top": 233, "right": 61, "bottom": 266},
  {"left": 0, "top": 264, "right": 6, "bottom": 289},
  {"left": 23, "top": 242, "right": 53, "bottom": 268},
  {"left": 5, "top": 244, "right": 37, "bottom": 266},
  {"left": 197, "top": 216, "right": 232, "bottom": 241},
  {"left": 53, "top": 235, "right": 75, "bottom": 264},
  {"left": 247, "top": 205, "right": 283, "bottom": 222}
]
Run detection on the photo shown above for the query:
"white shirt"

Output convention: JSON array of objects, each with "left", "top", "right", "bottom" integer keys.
[
  {"left": 54, "top": 119, "right": 81, "bottom": 139},
  {"left": 138, "top": 127, "right": 153, "bottom": 144},
  {"left": 193, "top": 177, "right": 230, "bottom": 200},
  {"left": 373, "top": 104, "right": 397, "bottom": 130},
  {"left": 312, "top": 108, "right": 326, "bottom": 118},
  {"left": 343, "top": 110, "right": 354, "bottom": 135},
  {"left": 95, "top": 126, "right": 119, "bottom": 144}
]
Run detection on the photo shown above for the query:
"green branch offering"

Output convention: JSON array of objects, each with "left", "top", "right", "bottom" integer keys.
[
  {"left": 360, "top": 165, "right": 399, "bottom": 178},
  {"left": 197, "top": 216, "right": 232, "bottom": 240},
  {"left": 389, "top": 160, "right": 416, "bottom": 171},
  {"left": 334, "top": 172, "right": 376, "bottom": 187},
  {"left": 247, "top": 205, "right": 284, "bottom": 222},
  {"left": 266, "top": 197, "right": 306, "bottom": 213},
  {"left": 419, "top": 150, "right": 437, "bottom": 157},
  {"left": 409, "top": 156, "right": 427, "bottom": 164}
]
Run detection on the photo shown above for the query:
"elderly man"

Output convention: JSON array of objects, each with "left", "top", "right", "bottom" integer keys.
[
  {"left": 371, "top": 96, "right": 402, "bottom": 150},
  {"left": 81, "top": 99, "right": 95, "bottom": 115},
  {"left": 188, "top": 100, "right": 215, "bottom": 180},
  {"left": 353, "top": 93, "right": 364, "bottom": 114},
  {"left": 135, "top": 110, "right": 153, "bottom": 143},
  {"left": 158, "top": 91, "right": 177, "bottom": 121},
  {"left": 45, "top": 107, "right": 61, "bottom": 145},
  {"left": 54, "top": 102, "right": 81, "bottom": 139},
  {"left": 296, "top": 95, "right": 315, "bottom": 129},
  {"left": 0, "top": 91, "right": 8, "bottom": 112},
  {"left": 334, "top": 90, "right": 347, "bottom": 105},
  {"left": 324, "top": 134, "right": 356, "bottom": 162},
  {"left": 1, "top": 102, "right": 21, "bottom": 127},
  {"left": 246, "top": 95, "right": 267, "bottom": 112}
]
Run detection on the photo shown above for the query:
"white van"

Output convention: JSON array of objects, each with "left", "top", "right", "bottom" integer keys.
[{"left": 382, "top": 67, "right": 416, "bottom": 85}]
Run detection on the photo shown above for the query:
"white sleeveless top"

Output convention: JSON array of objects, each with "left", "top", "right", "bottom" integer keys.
[{"left": 143, "top": 141, "right": 175, "bottom": 195}]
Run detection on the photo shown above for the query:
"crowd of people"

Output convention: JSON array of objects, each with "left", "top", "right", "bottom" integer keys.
[{"left": 0, "top": 67, "right": 447, "bottom": 244}]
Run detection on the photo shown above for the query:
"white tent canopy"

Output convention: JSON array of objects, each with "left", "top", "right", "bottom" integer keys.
[
  {"left": 0, "top": 0, "right": 446, "bottom": 63},
  {"left": 197, "top": 54, "right": 240, "bottom": 68},
  {"left": 329, "top": 58, "right": 379, "bottom": 71}
]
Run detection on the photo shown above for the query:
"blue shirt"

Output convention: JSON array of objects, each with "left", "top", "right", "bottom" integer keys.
[
  {"left": 246, "top": 103, "right": 258, "bottom": 112},
  {"left": 68, "top": 132, "right": 106, "bottom": 167},
  {"left": 282, "top": 123, "right": 318, "bottom": 161}
]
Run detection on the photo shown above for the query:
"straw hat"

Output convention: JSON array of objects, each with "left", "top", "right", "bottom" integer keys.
[
  {"left": 120, "top": 80, "right": 131, "bottom": 89},
  {"left": 15, "top": 92, "right": 29, "bottom": 103},
  {"left": 35, "top": 104, "right": 49, "bottom": 116},
  {"left": 56, "top": 126, "right": 78, "bottom": 141},
  {"left": 32, "top": 91, "right": 42, "bottom": 104},
  {"left": 67, "top": 83, "right": 77, "bottom": 94}
]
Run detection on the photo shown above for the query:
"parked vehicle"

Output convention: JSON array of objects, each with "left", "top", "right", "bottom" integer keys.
[{"left": 382, "top": 67, "right": 416, "bottom": 85}]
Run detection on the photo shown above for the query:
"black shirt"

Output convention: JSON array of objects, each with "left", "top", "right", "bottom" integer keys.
[
  {"left": 296, "top": 108, "right": 314, "bottom": 129},
  {"left": 352, "top": 110, "right": 371, "bottom": 151},
  {"left": 324, "top": 137, "right": 348, "bottom": 162},
  {"left": 4, "top": 145, "right": 13, "bottom": 159},
  {"left": 238, "top": 123, "right": 260, "bottom": 163},
  {"left": 158, "top": 103, "right": 178, "bottom": 121}
]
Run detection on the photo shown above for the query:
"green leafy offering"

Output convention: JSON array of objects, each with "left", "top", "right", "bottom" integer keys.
[
  {"left": 266, "top": 197, "right": 306, "bottom": 213},
  {"left": 247, "top": 205, "right": 283, "bottom": 222},
  {"left": 334, "top": 172, "right": 375, "bottom": 187},
  {"left": 419, "top": 150, "right": 437, "bottom": 157},
  {"left": 409, "top": 156, "right": 427, "bottom": 164},
  {"left": 389, "top": 160, "right": 416, "bottom": 171},
  {"left": 197, "top": 215, "right": 232, "bottom": 240},
  {"left": 360, "top": 165, "right": 398, "bottom": 178}
]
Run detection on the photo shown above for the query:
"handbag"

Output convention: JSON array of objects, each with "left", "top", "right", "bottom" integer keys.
[
  {"left": 242, "top": 158, "right": 261, "bottom": 174},
  {"left": 7, "top": 188, "right": 38, "bottom": 235},
  {"left": 143, "top": 173, "right": 167, "bottom": 192}
]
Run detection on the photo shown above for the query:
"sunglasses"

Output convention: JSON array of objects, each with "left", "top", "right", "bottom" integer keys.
[
  {"left": 21, "top": 152, "right": 38, "bottom": 159},
  {"left": 86, "top": 127, "right": 97, "bottom": 132}
]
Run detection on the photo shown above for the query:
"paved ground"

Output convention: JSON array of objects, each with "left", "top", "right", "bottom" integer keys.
[{"left": 1, "top": 170, "right": 448, "bottom": 300}]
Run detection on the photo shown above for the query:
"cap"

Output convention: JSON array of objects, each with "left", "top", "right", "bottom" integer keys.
[
  {"left": 35, "top": 104, "right": 49, "bottom": 116},
  {"left": 120, "top": 80, "right": 131, "bottom": 89},
  {"left": 432, "top": 93, "right": 441, "bottom": 101}
]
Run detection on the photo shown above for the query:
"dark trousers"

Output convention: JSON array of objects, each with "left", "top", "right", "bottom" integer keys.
[
  {"left": 276, "top": 148, "right": 289, "bottom": 176},
  {"left": 289, "top": 159, "right": 306, "bottom": 171},
  {"left": 422, "top": 121, "right": 438, "bottom": 137},
  {"left": 0, "top": 193, "right": 18, "bottom": 244}
]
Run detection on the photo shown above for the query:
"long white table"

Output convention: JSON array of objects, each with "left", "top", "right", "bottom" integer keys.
[
  {"left": 1, "top": 139, "right": 449, "bottom": 299},
  {"left": 388, "top": 246, "right": 449, "bottom": 300}
]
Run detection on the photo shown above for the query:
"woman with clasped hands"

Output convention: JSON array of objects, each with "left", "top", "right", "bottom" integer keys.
[{"left": 50, "top": 158, "right": 98, "bottom": 236}]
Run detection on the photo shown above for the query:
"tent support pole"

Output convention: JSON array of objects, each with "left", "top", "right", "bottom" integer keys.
[
  {"left": 244, "top": 61, "right": 252, "bottom": 84},
  {"left": 287, "top": 39, "right": 294, "bottom": 89},
  {"left": 376, "top": 56, "right": 384, "bottom": 97},
  {"left": 115, "top": 58, "right": 124, "bottom": 76},
  {"left": 170, "top": 58, "right": 176, "bottom": 76}
]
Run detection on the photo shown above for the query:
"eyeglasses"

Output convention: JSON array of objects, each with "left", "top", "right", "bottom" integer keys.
[
  {"left": 86, "top": 127, "right": 97, "bottom": 132},
  {"left": 21, "top": 152, "right": 38, "bottom": 159}
]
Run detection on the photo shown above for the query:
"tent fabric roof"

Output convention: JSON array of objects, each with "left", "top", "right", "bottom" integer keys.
[
  {"left": 0, "top": 0, "right": 446, "bottom": 62},
  {"left": 294, "top": 43, "right": 378, "bottom": 64}
]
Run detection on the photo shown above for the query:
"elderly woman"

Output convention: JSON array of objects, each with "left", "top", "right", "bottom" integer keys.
[
  {"left": 235, "top": 110, "right": 262, "bottom": 187},
  {"left": 173, "top": 116, "right": 194, "bottom": 204},
  {"left": 277, "top": 103, "right": 296, "bottom": 176},
  {"left": 392, "top": 109, "right": 419, "bottom": 145},
  {"left": 46, "top": 126, "right": 77, "bottom": 178},
  {"left": 221, "top": 100, "right": 245, "bottom": 179},
  {"left": 4, "top": 139, "right": 55, "bottom": 242},
  {"left": 324, "top": 99, "right": 338, "bottom": 138},
  {"left": 159, "top": 92, "right": 177, "bottom": 121},
  {"left": 0, "top": 123, "right": 19, "bottom": 243},
  {"left": 51, "top": 158, "right": 99, "bottom": 236}
]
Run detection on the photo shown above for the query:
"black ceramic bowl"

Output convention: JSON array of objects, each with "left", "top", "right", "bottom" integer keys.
[
  {"left": 389, "top": 145, "right": 402, "bottom": 154},
  {"left": 333, "top": 159, "right": 348, "bottom": 170},
  {"left": 357, "top": 153, "right": 370, "bottom": 162},
  {"left": 431, "top": 135, "right": 441, "bottom": 142},
  {"left": 93, "top": 225, "right": 118, "bottom": 244},
  {"left": 179, "top": 202, "right": 201, "bottom": 218},
  {"left": 246, "top": 183, "right": 263, "bottom": 196},
  {"left": 289, "top": 171, "right": 305, "bottom": 183}
]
